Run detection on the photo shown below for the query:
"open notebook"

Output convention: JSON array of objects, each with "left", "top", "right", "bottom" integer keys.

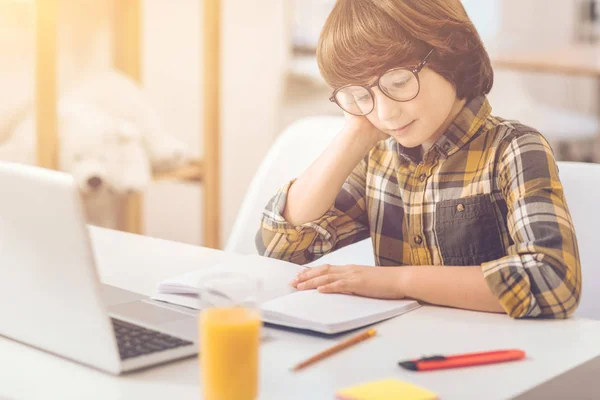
[{"left": 152, "top": 254, "right": 420, "bottom": 334}]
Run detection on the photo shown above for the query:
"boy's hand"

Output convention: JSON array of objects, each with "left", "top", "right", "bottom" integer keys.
[
  {"left": 290, "top": 264, "right": 406, "bottom": 299},
  {"left": 342, "top": 112, "right": 389, "bottom": 147}
]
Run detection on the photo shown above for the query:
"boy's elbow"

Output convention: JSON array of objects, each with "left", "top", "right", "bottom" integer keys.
[
  {"left": 540, "top": 283, "right": 581, "bottom": 319},
  {"left": 502, "top": 299, "right": 569, "bottom": 320},
  {"left": 494, "top": 253, "right": 581, "bottom": 319},
  {"left": 535, "top": 260, "right": 582, "bottom": 319},
  {"left": 254, "top": 228, "right": 313, "bottom": 265},
  {"left": 504, "top": 281, "right": 580, "bottom": 320}
]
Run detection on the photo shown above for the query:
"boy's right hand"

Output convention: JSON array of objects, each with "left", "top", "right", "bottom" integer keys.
[{"left": 342, "top": 112, "right": 389, "bottom": 147}]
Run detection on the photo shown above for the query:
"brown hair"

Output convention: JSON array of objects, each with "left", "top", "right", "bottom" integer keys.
[{"left": 317, "top": 0, "right": 493, "bottom": 101}]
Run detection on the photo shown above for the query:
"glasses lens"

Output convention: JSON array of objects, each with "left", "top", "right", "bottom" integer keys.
[
  {"left": 379, "top": 69, "right": 419, "bottom": 101},
  {"left": 334, "top": 86, "right": 373, "bottom": 116}
]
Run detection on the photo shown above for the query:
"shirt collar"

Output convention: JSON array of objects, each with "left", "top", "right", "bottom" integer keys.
[{"left": 395, "top": 95, "right": 492, "bottom": 164}]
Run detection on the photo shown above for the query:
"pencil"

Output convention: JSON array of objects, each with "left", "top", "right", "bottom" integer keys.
[{"left": 291, "top": 329, "right": 377, "bottom": 372}]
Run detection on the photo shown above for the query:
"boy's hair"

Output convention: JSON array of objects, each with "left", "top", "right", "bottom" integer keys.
[{"left": 317, "top": 0, "right": 493, "bottom": 101}]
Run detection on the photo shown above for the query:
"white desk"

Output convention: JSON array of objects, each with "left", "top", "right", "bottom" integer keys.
[{"left": 2, "top": 226, "right": 600, "bottom": 400}]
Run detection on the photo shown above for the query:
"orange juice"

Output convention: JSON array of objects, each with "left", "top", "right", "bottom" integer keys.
[{"left": 200, "top": 307, "right": 261, "bottom": 400}]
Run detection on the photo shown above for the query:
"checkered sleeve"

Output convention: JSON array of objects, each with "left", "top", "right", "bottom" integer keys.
[
  {"left": 482, "top": 132, "right": 582, "bottom": 318},
  {"left": 256, "top": 158, "right": 371, "bottom": 265}
]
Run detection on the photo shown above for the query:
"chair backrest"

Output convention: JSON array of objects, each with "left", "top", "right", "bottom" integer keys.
[
  {"left": 225, "top": 116, "right": 344, "bottom": 255},
  {"left": 557, "top": 161, "right": 600, "bottom": 319}
]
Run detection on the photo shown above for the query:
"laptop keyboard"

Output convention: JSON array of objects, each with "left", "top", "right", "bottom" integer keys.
[{"left": 111, "top": 318, "right": 193, "bottom": 360}]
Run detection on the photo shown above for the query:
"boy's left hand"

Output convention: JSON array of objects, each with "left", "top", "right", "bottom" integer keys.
[{"left": 290, "top": 264, "right": 406, "bottom": 299}]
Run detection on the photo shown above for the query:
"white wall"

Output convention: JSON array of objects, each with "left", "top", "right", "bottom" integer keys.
[
  {"left": 220, "top": 0, "right": 291, "bottom": 246},
  {"left": 142, "top": 0, "right": 291, "bottom": 247},
  {"left": 142, "top": 0, "right": 203, "bottom": 246}
]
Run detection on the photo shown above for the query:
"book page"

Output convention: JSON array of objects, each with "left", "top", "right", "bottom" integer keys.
[
  {"left": 262, "top": 290, "right": 417, "bottom": 326},
  {"left": 157, "top": 254, "right": 304, "bottom": 303}
]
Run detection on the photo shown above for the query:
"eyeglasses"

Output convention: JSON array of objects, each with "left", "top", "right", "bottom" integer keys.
[{"left": 329, "top": 49, "right": 435, "bottom": 116}]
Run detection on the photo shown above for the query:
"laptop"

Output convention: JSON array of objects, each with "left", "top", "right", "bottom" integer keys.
[{"left": 0, "top": 161, "right": 199, "bottom": 375}]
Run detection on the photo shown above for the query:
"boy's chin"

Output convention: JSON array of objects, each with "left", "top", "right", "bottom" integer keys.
[{"left": 392, "top": 136, "right": 424, "bottom": 149}]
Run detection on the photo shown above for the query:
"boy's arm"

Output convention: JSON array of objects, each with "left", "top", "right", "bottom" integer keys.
[
  {"left": 257, "top": 118, "right": 386, "bottom": 265},
  {"left": 295, "top": 132, "right": 581, "bottom": 318},
  {"left": 295, "top": 263, "right": 506, "bottom": 313},
  {"left": 479, "top": 132, "right": 581, "bottom": 318},
  {"left": 256, "top": 157, "right": 370, "bottom": 265}
]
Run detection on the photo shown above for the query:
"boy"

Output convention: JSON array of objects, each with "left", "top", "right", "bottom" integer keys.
[{"left": 257, "top": 0, "right": 581, "bottom": 318}]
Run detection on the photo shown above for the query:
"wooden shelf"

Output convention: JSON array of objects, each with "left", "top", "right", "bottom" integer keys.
[
  {"left": 35, "top": 0, "right": 58, "bottom": 169},
  {"left": 292, "top": 45, "right": 317, "bottom": 56},
  {"left": 493, "top": 45, "right": 600, "bottom": 78},
  {"left": 153, "top": 160, "right": 204, "bottom": 182},
  {"left": 36, "top": 0, "right": 221, "bottom": 248}
]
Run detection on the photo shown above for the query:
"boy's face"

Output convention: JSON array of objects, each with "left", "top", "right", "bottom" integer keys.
[{"left": 364, "top": 66, "right": 463, "bottom": 150}]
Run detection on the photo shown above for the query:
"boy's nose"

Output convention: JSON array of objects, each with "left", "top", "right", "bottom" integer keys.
[{"left": 375, "top": 91, "right": 403, "bottom": 123}]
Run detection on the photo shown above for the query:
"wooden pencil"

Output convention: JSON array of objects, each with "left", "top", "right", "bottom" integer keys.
[{"left": 291, "top": 329, "right": 377, "bottom": 372}]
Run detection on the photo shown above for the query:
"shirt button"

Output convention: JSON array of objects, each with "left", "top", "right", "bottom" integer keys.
[
  {"left": 287, "top": 232, "right": 300, "bottom": 243},
  {"left": 456, "top": 203, "right": 465, "bottom": 212},
  {"left": 413, "top": 235, "right": 423, "bottom": 245},
  {"left": 443, "top": 142, "right": 452, "bottom": 151},
  {"left": 419, "top": 173, "right": 427, "bottom": 182}
]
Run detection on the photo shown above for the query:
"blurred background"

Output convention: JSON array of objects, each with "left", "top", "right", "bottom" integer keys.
[{"left": 0, "top": 0, "right": 598, "bottom": 249}]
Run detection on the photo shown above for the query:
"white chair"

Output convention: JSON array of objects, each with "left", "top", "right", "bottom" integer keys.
[
  {"left": 225, "top": 116, "right": 342, "bottom": 255},
  {"left": 557, "top": 161, "right": 600, "bottom": 320},
  {"left": 225, "top": 115, "right": 376, "bottom": 266}
]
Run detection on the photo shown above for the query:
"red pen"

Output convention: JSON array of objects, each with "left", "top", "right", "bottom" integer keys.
[{"left": 398, "top": 349, "right": 526, "bottom": 371}]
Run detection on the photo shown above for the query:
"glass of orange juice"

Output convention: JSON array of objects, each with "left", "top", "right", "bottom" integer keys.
[{"left": 198, "top": 272, "right": 262, "bottom": 400}]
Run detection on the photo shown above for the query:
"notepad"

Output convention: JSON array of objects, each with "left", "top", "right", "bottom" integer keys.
[
  {"left": 152, "top": 254, "right": 420, "bottom": 335},
  {"left": 336, "top": 379, "right": 438, "bottom": 400}
]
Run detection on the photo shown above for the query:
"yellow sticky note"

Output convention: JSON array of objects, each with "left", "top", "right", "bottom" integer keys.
[{"left": 336, "top": 378, "right": 438, "bottom": 400}]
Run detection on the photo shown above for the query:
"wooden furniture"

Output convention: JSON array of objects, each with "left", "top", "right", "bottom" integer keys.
[
  {"left": 35, "top": 0, "right": 58, "bottom": 170},
  {"left": 113, "top": 0, "right": 145, "bottom": 237},
  {"left": 201, "top": 0, "right": 221, "bottom": 250},
  {"left": 493, "top": 45, "right": 600, "bottom": 78},
  {"left": 34, "top": 0, "right": 220, "bottom": 248}
]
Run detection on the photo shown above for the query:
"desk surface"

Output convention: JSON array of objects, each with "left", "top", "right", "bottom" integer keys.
[
  {"left": 2, "top": 226, "right": 600, "bottom": 400},
  {"left": 493, "top": 45, "right": 600, "bottom": 77}
]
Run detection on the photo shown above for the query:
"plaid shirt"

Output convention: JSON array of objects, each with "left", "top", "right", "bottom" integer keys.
[{"left": 257, "top": 95, "right": 581, "bottom": 319}]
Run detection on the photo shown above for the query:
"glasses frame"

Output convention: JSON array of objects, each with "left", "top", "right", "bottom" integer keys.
[{"left": 329, "top": 48, "right": 435, "bottom": 116}]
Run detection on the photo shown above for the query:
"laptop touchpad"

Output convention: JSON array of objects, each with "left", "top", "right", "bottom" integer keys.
[
  {"left": 100, "top": 283, "right": 145, "bottom": 307},
  {"left": 109, "top": 300, "right": 191, "bottom": 325}
]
